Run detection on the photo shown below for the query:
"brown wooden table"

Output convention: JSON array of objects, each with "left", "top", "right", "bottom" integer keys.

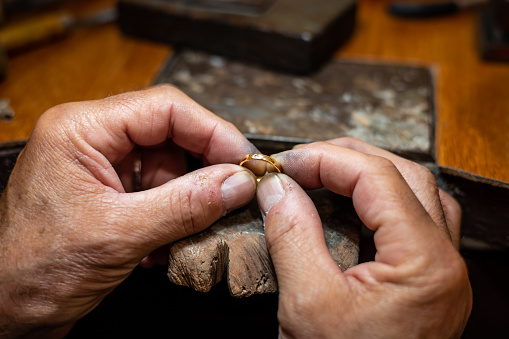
[
  {"left": 0, "top": 0, "right": 508, "bottom": 184},
  {"left": 0, "top": 2, "right": 507, "bottom": 337}
]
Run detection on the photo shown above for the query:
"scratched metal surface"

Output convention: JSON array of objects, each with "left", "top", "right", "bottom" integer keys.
[
  {"left": 156, "top": 50, "right": 434, "bottom": 160},
  {"left": 165, "top": 0, "right": 276, "bottom": 16},
  {"left": 142, "top": 0, "right": 354, "bottom": 36}
]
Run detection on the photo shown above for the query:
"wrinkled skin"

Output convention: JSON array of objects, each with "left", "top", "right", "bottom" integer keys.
[
  {"left": 0, "top": 85, "right": 472, "bottom": 338},
  {"left": 256, "top": 138, "right": 472, "bottom": 339},
  {"left": 0, "top": 85, "right": 258, "bottom": 338}
]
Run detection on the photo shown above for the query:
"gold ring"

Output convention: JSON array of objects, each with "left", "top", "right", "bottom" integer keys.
[{"left": 239, "top": 153, "right": 282, "bottom": 181}]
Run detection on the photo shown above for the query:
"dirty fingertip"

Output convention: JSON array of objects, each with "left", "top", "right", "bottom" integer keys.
[{"left": 257, "top": 173, "right": 286, "bottom": 216}]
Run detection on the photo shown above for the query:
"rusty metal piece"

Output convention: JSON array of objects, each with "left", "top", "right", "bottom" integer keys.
[{"left": 0, "top": 99, "right": 14, "bottom": 122}]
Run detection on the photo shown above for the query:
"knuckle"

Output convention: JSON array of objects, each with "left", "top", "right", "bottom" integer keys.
[
  {"left": 303, "top": 141, "right": 336, "bottom": 156},
  {"left": 335, "top": 136, "right": 361, "bottom": 147},
  {"left": 440, "top": 190, "right": 462, "bottom": 217},
  {"left": 31, "top": 103, "right": 76, "bottom": 142},
  {"left": 155, "top": 82, "right": 180, "bottom": 93},
  {"left": 309, "top": 140, "right": 332, "bottom": 149},
  {"left": 37, "top": 103, "right": 71, "bottom": 127},
  {"left": 414, "top": 164, "right": 437, "bottom": 185},
  {"left": 431, "top": 251, "right": 470, "bottom": 296},
  {"left": 419, "top": 242, "right": 468, "bottom": 285},
  {"left": 448, "top": 257, "right": 469, "bottom": 286},
  {"left": 222, "top": 119, "right": 237, "bottom": 131},
  {"left": 152, "top": 83, "right": 185, "bottom": 100},
  {"left": 103, "top": 91, "right": 143, "bottom": 116},
  {"left": 368, "top": 154, "right": 397, "bottom": 172},
  {"left": 417, "top": 167, "right": 443, "bottom": 202},
  {"left": 284, "top": 294, "right": 319, "bottom": 321},
  {"left": 440, "top": 188, "right": 458, "bottom": 206},
  {"left": 411, "top": 164, "right": 440, "bottom": 194},
  {"left": 105, "top": 85, "right": 183, "bottom": 115}
]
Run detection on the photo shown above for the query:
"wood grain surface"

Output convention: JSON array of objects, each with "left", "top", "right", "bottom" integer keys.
[
  {"left": 167, "top": 190, "right": 360, "bottom": 297},
  {"left": 0, "top": 0, "right": 508, "bottom": 183},
  {"left": 337, "top": 0, "right": 509, "bottom": 182},
  {"left": 0, "top": 0, "right": 171, "bottom": 141}
]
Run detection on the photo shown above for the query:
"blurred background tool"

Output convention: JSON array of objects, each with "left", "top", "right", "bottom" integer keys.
[
  {"left": 0, "top": 98, "right": 14, "bottom": 121},
  {"left": 479, "top": 0, "right": 509, "bottom": 61},
  {"left": 117, "top": 0, "right": 357, "bottom": 74},
  {"left": 0, "top": 0, "right": 69, "bottom": 24},
  {"left": 173, "top": 0, "right": 276, "bottom": 15},
  {"left": 0, "top": 7, "right": 116, "bottom": 52},
  {"left": 388, "top": 0, "right": 487, "bottom": 17},
  {"left": 0, "top": 6, "right": 116, "bottom": 79}
]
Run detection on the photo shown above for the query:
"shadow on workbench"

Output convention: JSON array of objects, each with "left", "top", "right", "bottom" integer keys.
[
  {"left": 69, "top": 266, "right": 280, "bottom": 338},
  {"left": 461, "top": 250, "right": 509, "bottom": 338},
  {"left": 65, "top": 237, "right": 509, "bottom": 338},
  {"left": 0, "top": 144, "right": 507, "bottom": 338}
]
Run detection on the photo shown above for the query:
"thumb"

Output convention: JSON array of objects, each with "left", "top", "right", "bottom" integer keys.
[
  {"left": 257, "top": 174, "right": 345, "bottom": 293},
  {"left": 115, "top": 165, "right": 257, "bottom": 257}
]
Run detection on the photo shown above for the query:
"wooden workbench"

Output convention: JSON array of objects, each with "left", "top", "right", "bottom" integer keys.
[
  {"left": 0, "top": 2, "right": 506, "bottom": 337},
  {"left": 0, "top": 0, "right": 508, "bottom": 185}
]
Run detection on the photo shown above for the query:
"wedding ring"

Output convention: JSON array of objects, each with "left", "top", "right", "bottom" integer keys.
[
  {"left": 239, "top": 153, "right": 282, "bottom": 181},
  {"left": 132, "top": 148, "right": 142, "bottom": 192}
]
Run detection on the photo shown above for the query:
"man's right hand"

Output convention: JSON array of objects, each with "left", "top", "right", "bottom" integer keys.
[{"left": 256, "top": 138, "right": 472, "bottom": 338}]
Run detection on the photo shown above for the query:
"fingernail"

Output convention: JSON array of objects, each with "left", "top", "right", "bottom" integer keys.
[
  {"left": 221, "top": 171, "right": 256, "bottom": 213},
  {"left": 257, "top": 174, "right": 285, "bottom": 215}
]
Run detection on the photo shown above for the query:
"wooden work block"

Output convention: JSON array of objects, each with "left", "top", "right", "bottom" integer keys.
[
  {"left": 117, "top": 0, "right": 357, "bottom": 74},
  {"left": 168, "top": 189, "right": 361, "bottom": 297}
]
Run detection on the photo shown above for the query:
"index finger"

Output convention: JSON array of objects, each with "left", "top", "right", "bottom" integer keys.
[
  {"left": 51, "top": 85, "right": 258, "bottom": 165},
  {"left": 272, "top": 142, "right": 451, "bottom": 267},
  {"left": 325, "top": 137, "right": 460, "bottom": 247}
]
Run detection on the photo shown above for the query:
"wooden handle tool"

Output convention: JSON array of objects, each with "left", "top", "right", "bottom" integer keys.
[
  {"left": 0, "top": 0, "right": 69, "bottom": 25},
  {"left": 0, "top": 7, "right": 116, "bottom": 52}
]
